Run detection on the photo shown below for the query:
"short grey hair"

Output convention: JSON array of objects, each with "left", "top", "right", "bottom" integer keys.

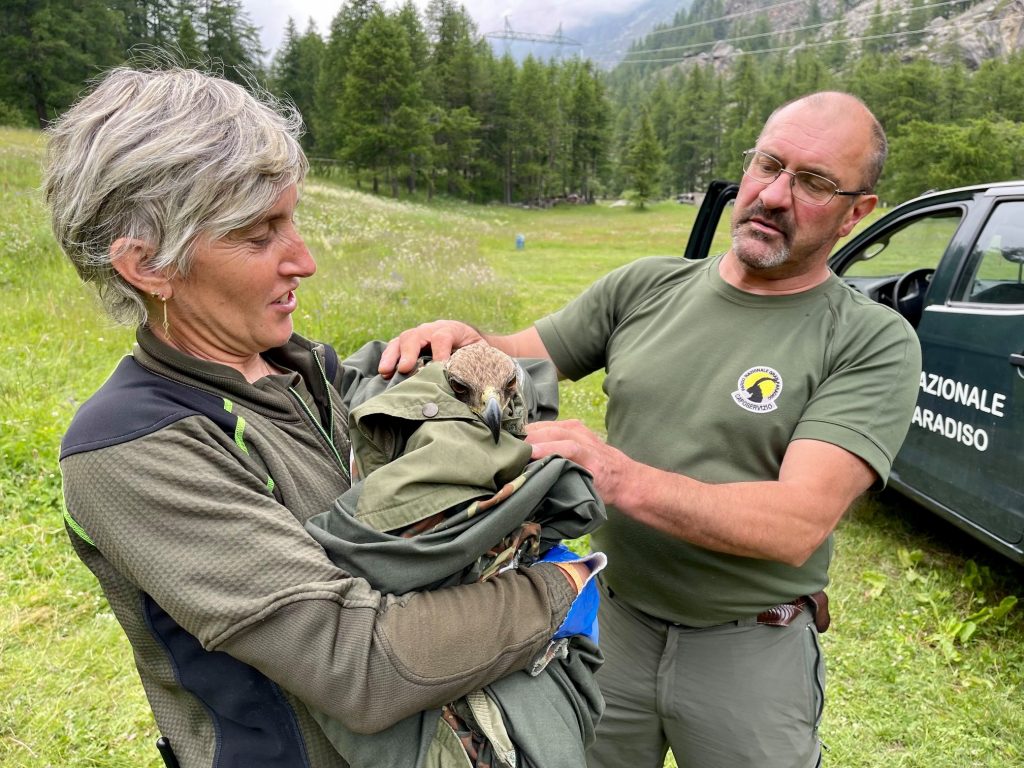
[
  {"left": 44, "top": 67, "right": 308, "bottom": 325},
  {"left": 760, "top": 91, "right": 888, "bottom": 193}
]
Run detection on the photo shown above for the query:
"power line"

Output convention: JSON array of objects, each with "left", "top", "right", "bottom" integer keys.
[
  {"left": 635, "top": 0, "right": 809, "bottom": 40},
  {"left": 594, "top": 0, "right": 998, "bottom": 67},
  {"left": 615, "top": 0, "right": 973, "bottom": 64},
  {"left": 606, "top": 24, "right": 966, "bottom": 66},
  {"left": 483, "top": 18, "right": 582, "bottom": 50}
]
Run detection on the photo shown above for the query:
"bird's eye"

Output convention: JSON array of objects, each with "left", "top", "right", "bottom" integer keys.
[{"left": 449, "top": 379, "right": 468, "bottom": 395}]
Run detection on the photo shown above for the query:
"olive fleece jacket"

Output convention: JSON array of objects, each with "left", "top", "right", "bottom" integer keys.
[{"left": 59, "top": 329, "right": 577, "bottom": 768}]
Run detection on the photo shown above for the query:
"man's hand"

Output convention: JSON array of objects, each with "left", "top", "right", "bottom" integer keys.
[
  {"left": 378, "top": 321, "right": 484, "bottom": 378},
  {"left": 525, "top": 420, "right": 633, "bottom": 507}
]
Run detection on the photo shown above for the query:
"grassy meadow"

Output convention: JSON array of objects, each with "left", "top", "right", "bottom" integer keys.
[{"left": 1, "top": 126, "right": 1021, "bottom": 767}]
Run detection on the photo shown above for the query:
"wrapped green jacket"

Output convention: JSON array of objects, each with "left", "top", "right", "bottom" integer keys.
[{"left": 305, "top": 348, "right": 606, "bottom": 768}]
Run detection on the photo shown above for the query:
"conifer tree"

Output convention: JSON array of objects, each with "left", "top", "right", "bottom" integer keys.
[
  {"left": 862, "top": 1, "right": 891, "bottom": 56},
  {"left": 396, "top": 0, "right": 429, "bottom": 73},
  {"left": 723, "top": 54, "right": 762, "bottom": 167},
  {"left": 512, "top": 55, "right": 556, "bottom": 202},
  {"left": 340, "top": 8, "right": 427, "bottom": 197},
  {"left": 467, "top": 43, "right": 506, "bottom": 201},
  {"left": 483, "top": 53, "right": 520, "bottom": 203},
  {"left": 884, "top": 119, "right": 1024, "bottom": 201},
  {"left": 425, "top": 0, "right": 479, "bottom": 112},
  {"left": 199, "top": 0, "right": 264, "bottom": 83},
  {"left": 823, "top": 17, "right": 849, "bottom": 70},
  {"left": 110, "top": 0, "right": 178, "bottom": 49},
  {"left": 623, "top": 108, "right": 664, "bottom": 209},
  {"left": 271, "top": 17, "right": 323, "bottom": 150},
  {"left": 422, "top": 1, "right": 484, "bottom": 195},
  {"left": 315, "top": 0, "right": 380, "bottom": 157},
  {"left": 394, "top": 0, "right": 430, "bottom": 192},
  {"left": 667, "top": 65, "right": 716, "bottom": 193},
  {"left": 565, "top": 59, "right": 608, "bottom": 202},
  {"left": 175, "top": 11, "right": 205, "bottom": 68},
  {"left": 0, "top": 0, "right": 124, "bottom": 127}
]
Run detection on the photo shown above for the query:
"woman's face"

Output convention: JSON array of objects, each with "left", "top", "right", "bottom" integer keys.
[{"left": 165, "top": 184, "right": 315, "bottom": 364}]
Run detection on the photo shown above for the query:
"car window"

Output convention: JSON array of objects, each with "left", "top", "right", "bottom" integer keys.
[
  {"left": 840, "top": 209, "right": 963, "bottom": 277},
  {"left": 958, "top": 201, "right": 1024, "bottom": 305}
]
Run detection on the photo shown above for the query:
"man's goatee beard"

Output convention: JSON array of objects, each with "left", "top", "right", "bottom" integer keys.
[{"left": 736, "top": 241, "right": 792, "bottom": 270}]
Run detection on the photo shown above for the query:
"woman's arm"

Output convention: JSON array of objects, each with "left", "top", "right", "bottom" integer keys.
[{"left": 61, "top": 418, "right": 577, "bottom": 734}]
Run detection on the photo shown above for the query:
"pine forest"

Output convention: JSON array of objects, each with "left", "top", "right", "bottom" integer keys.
[{"left": 4, "top": 0, "right": 1024, "bottom": 205}]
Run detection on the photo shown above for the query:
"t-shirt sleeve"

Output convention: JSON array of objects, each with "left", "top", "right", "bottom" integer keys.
[
  {"left": 791, "top": 308, "right": 922, "bottom": 488},
  {"left": 536, "top": 257, "right": 679, "bottom": 381}
]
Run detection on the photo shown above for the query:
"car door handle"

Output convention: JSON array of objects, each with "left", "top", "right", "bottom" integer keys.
[{"left": 1010, "top": 353, "right": 1024, "bottom": 367}]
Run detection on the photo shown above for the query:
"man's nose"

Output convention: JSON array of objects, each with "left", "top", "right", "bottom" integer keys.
[{"left": 759, "top": 170, "right": 795, "bottom": 208}]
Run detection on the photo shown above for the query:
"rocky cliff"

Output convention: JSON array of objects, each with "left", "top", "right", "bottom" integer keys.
[{"left": 584, "top": 0, "right": 1024, "bottom": 70}]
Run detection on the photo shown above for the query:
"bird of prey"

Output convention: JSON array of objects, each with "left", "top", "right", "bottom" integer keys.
[{"left": 443, "top": 341, "right": 522, "bottom": 443}]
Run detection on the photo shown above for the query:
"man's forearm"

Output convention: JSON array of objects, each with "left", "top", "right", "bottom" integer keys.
[
  {"left": 380, "top": 321, "right": 552, "bottom": 378},
  {"left": 603, "top": 442, "right": 874, "bottom": 567},
  {"left": 481, "top": 326, "right": 551, "bottom": 361},
  {"left": 526, "top": 422, "right": 876, "bottom": 567},
  {"left": 612, "top": 463, "right": 835, "bottom": 566}
]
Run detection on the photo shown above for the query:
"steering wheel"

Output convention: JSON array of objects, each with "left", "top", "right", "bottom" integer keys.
[{"left": 892, "top": 267, "right": 935, "bottom": 326}]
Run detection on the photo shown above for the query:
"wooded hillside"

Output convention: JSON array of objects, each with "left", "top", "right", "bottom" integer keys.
[{"left": 4, "top": 0, "right": 1024, "bottom": 204}]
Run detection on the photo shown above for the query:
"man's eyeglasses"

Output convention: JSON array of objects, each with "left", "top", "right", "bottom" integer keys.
[{"left": 741, "top": 149, "right": 869, "bottom": 206}]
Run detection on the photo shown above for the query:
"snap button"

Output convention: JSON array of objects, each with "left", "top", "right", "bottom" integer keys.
[{"left": 421, "top": 402, "right": 439, "bottom": 418}]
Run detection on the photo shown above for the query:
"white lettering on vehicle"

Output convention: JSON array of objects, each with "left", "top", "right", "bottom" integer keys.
[
  {"left": 912, "top": 406, "right": 989, "bottom": 452},
  {"left": 918, "top": 372, "right": 1006, "bottom": 417}
]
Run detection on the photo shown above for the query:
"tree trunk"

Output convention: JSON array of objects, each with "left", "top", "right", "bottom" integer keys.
[{"left": 504, "top": 147, "right": 513, "bottom": 205}]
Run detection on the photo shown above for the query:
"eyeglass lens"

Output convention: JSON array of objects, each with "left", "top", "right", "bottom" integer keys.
[{"left": 742, "top": 151, "right": 837, "bottom": 204}]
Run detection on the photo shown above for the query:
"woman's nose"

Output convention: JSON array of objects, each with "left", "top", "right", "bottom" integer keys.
[{"left": 282, "top": 227, "right": 316, "bottom": 277}]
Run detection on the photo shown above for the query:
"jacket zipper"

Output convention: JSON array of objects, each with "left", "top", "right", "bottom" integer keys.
[
  {"left": 287, "top": 348, "right": 350, "bottom": 483},
  {"left": 288, "top": 387, "right": 350, "bottom": 483}
]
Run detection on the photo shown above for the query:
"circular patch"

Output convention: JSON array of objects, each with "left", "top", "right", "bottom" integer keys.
[{"left": 732, "top": 366, "right": 783, "bottom": 413}]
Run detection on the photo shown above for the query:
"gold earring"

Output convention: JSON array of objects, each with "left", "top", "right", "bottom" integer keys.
[{"left": 151, "top": 293, "right": 169, "bottom": 335}]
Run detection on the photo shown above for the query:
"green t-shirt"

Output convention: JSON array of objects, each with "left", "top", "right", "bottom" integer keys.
[{"left": 535, "top": 254, "right": 922, "bottom": 626}]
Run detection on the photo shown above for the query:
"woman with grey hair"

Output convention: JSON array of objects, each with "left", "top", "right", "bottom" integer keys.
[{"left": 49, "top": 67, "right": 595, "bottom": 768}]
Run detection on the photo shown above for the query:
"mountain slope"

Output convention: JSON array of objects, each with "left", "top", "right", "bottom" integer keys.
[{"left": 564, "top": 0, "right": 693, "bottom": 67}]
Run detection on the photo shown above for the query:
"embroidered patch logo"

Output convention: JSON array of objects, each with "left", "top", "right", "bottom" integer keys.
[{"left": 732, "top": 366, "right": 783, "bottom": 413}]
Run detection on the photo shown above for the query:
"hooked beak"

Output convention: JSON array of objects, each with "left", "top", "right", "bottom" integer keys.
[{"left": 481, "top": 391, "right": 503, "bottom": 443}]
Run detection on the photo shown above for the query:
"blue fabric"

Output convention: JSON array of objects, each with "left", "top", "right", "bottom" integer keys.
[{"left": 539, "top": 544, "right": 602, "bottom": 643}]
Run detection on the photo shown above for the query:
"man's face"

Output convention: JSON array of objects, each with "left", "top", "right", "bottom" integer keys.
[{"left": 731, "top": 100, "right": 875, "bottom": 278}]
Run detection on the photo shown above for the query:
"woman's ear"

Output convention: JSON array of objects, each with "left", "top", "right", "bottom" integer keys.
[{"left": 110, "top": 238, "right": 172, "bottom": 299}]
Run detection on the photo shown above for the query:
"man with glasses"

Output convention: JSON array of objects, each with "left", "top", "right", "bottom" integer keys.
[{"left": 378, "top": 92, "right": 921, "bottom": 768}]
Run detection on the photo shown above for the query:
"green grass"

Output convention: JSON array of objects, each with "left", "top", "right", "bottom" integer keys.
[{"left": 1, "top": 126, "right": 1021, "bottom": 767}]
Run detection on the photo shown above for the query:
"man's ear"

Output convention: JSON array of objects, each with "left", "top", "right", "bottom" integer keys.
[
  {"left": 110, "top": 238, "right": 172, "bottom": 299},
  {"left": 838, "top": 194, "right": 878, "bottom": 238}
]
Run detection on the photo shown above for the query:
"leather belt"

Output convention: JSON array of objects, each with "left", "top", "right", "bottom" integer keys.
[{"left": 756, "top": 590, "right": 830, "bottom": 633}]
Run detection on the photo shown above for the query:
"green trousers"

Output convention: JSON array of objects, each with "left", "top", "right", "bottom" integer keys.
[{"left": 586, "top": 579, "right": 824, "bottom": 768}]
